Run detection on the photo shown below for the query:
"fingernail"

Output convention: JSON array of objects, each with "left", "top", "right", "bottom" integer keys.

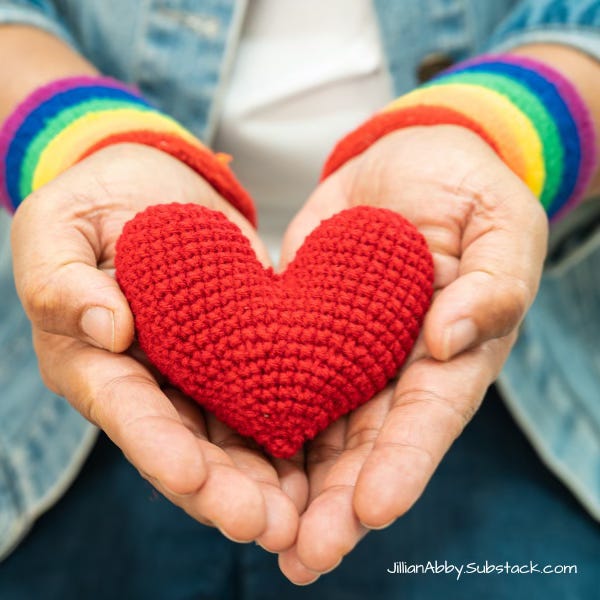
[
  {"left": 81, "top": 306, "right": 115, "bottom": 351},
  {"left": 442, "top": 318, "right": 477, "bottom": 359},
  {"left": 320, "top": 557, "right": 343, "bottom": 575},
  {"left": 219, "top": 528, "right": 253, "bottom": 544},
  {"left": 256, "top": 541, "right": 276, "bottom": 554},
  {"left": 360, "top": 517, "right": 396, "bottom": 531},
  {"left": 294, "top": 574, "right": 321, "bottom": 587}
]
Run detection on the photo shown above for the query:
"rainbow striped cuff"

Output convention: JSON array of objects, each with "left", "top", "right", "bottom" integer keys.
[
  {"left": 0, "top": 76, "right": 256, "bottom": 225},
  {"left": 322, "top": 54, "right": 597, "bottom": 221}
]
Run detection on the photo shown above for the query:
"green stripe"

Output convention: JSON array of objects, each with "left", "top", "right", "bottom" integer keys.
[
  {"left": 20, "top": 98, "right": 154, "bottom": 198},
  {"left": 425, "top": 71, "right": 564, "bottom": 208}
]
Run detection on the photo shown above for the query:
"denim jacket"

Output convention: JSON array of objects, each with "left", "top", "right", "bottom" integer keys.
[{"left": 0, "top": 0, "right": 599, "bottom": 560}]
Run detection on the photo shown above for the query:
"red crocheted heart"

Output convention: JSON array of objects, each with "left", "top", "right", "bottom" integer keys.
[{"left": 115, "top": 204, "right": 434, "bottom": 458}]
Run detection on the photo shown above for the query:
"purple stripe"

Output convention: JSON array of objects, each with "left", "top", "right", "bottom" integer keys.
[
  {"left": 509, "top": 56, "right": 597, "bottom": 219},
  {"left": 0, "top": 76, "right": 138, "bottom": 210},
  {"left": 443, "top": 54, "right": 597, "bottom": 218}
]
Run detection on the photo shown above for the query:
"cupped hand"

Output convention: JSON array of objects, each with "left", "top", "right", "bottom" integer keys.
[
  {"left": 276, "top": 125, "right": 549, "bottom": 583},
  {"left": 10, "top": 143, "right": 307, "bottom": 551}
]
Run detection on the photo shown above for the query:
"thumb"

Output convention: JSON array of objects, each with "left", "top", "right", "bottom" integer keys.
[
  {"left": 11, "top": 191, "right": 134, "bottom": 352},
  {"left": 424, "top": 184, "right": 548, "bottom": 361}
]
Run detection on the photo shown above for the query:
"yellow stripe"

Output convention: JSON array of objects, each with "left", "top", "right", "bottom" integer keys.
[
  {"left": 33, "top": 109, "right": 204, "bottom": 191},
  {"left": 383, "top": 83, "right": 544, "bottom": 196}
]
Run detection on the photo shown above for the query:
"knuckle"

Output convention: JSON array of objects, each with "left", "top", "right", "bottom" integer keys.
[
  {"left": 86, "top": 372, "right": 155, "bottom": 432},
  {"left": 528, "top": 195, "right": 549, "bottom": 233},
  {"left": 472, "top": 270, "right": 532, "bottom": 335},
  {"left": 306, "top": 439, "right": 343, "bottom": 466},
  {"left": 378, "top": 438, "right": 437, "bottom": 474},
  {"left": 10, "top": 192, "right": 44, "bottom": 251},
  {"left": 13, "top": 190, "right": 43, "bottom": 222},
  {"left": 19, "top": 274, "right": 61, "bottom": 329},
  {"left": 37, "top": 361, "right": 60, "bottom": 395},
  {"left": 84, "top": 373, "right": 129, "bottom": 426},
  {"left": 345, "top": 426, "right": 380, "bottom": 451},
  {"left": 36, "top": 355, "right": 61, "bottom": 395},
  {"left": 31, "top": 330, "right": 73, "bottom": 396},
  {"left": 495, "top": 277, "right": 531, "bottom": 332},
  {"left": 392, "top": 387, "right": 472, "bottom": 440},
  {"left": 49, "top": 355, "right": 98, "bottom": 424},
  {"left": 215, "top": 432, "right": 262, "bottom": 454},
  {"left": 19, "top": 263, "right": 86, "bottom": 335}
]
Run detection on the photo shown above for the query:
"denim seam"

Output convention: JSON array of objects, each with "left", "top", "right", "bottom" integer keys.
[
  {"left": 496, "top": 373, "right": 600, "bottom": 522},
  {"left": 0, "top": 432, "right": 27, "bottom": 561}
]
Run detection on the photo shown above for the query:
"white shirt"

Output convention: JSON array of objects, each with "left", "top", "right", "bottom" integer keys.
[{"left": 213, "top": 0, "right": 393, "bottom": 256}]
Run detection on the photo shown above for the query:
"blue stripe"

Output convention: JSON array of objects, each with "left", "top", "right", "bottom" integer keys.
[
  {"left": 6, "top": 86, "right": 150, "bottom": 206},
  {"left": 434, "top": 61, "right": 580, "bottom": 217}
]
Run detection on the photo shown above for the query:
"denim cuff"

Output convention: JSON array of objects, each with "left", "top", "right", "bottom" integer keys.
[{"left": 487, "top": 27, "right": 600, "bottom": 64}]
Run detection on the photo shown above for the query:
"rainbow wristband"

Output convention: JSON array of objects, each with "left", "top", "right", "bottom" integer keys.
[
  {"left": 0, "top": 76, "right": 256, "bottom": 225},
  {"left": 322, "top": 54, "right": 597, "bottom": 221}
]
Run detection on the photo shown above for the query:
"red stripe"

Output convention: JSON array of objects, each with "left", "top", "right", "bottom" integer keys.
[
  {"left": 321, "top": 105, "right": 502, "bottom": 181},
  {"left": 79, "top": 131, "right": 257, "bottom": 227}
]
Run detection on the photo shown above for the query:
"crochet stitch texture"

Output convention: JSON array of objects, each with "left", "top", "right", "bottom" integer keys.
[{"left": 115, "top": 203, "right": 434, "bottom": 457}]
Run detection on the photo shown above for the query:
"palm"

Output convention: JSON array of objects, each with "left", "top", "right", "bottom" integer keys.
[
  {"left": 18, "top": 145, "right": 306, "bottom": 551},
  {"left": 276, "top": 126, "right": 546, "bottom": 582}
]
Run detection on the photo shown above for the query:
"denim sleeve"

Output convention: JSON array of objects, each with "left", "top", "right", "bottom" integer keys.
[
  {"left": 0, "top": 0, "right": 76, "bottom": 48},
  {"left": 487, "top": 0, "right": 600, "bottom": 61}
]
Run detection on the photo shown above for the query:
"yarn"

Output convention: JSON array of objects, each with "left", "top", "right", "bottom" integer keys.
[
  {"left": 0, "top": 76, "right": 256, "bottom": 224},
  {"left": 115, "top": 203, "right": 434, "bottom": 458},
  {"left": 322, "top": 54, "right": 596, "bottom": 221}
]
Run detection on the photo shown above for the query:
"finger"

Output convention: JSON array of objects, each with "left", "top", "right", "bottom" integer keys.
[
  {"left": 353, "top": 336, "right": 514, "bottom": 529},
  {"left": 293, "top": 390, "right": 391, "bottom": 573},
  {"left": 12, "top": 189, "right": 135, "bottom": 352},
  {"left": 163, "top": 387, "right": 209, "bottom": 439},
  {"left": 156, "top": 412, "right": 269, "bottom": 541},
  {"left": 295, "top": 484, "right": 369, "bottom": 573},
  {"left": 278, "top": 547, "right": 322, "bottom": 586},
  {"left": 10, "top": 145, "right": 271, "bottom": 352},
  {"left": 156, "top": 389, "right": 214, "bottom": 528},
  {"left": 127, "top": 341, "right": 168, "bottom": 385},
  {"left": 39, "top": 332, "right": 209, "bottom": 494},
  {"left": 423, "top": 170, "right": 548, "bottom": 361},
  {"left": 272, "top": 453, "right": 309, "bottom": 515},
  {"left": 36, "top": 331, "right": 267, "bottom": 541},
  {"left": 151, "top": 439, "right": 268, "bottom": 542},
  {"left": 206, "top": 413, "right": 298, "bottom": 552},
  {"left": 304, "top": 416, "right": 347, "bottom": 503},
  {"left": 295, "top": 422, "right": 359, "bottom": 572}
]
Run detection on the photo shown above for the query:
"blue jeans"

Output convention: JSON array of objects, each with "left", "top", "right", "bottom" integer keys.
[{"left": 0, "top": 387, "right": 598, "bottom": 599}]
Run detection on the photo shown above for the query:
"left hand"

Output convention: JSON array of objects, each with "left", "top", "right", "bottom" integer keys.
[
  {"left": 10, "top": 144, "right": 306, "bottom": 551},
  {"left": 275, "top": 125, "right": 548, "bottom": 584}
]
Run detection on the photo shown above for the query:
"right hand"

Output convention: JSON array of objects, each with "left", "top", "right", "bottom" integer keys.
[{"left": 10, "top": 143, "right": 306, "bottom": 551}]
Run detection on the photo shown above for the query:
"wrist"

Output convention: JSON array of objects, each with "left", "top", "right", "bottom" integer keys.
[
  {"left": 509, "top": 43, "right": 600, "bottom": 198},
  {"left": 340, "top": 124, "right": 538, "bottom": 221},
  {"left": 0, "top": 75, "right": 256, "bottom": 225},
  {"left": 322, "top": 52, "right": 597, "bottom": 223},
  {"left": 70, "top": 142, "right": 229, "bottom": 210}
]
